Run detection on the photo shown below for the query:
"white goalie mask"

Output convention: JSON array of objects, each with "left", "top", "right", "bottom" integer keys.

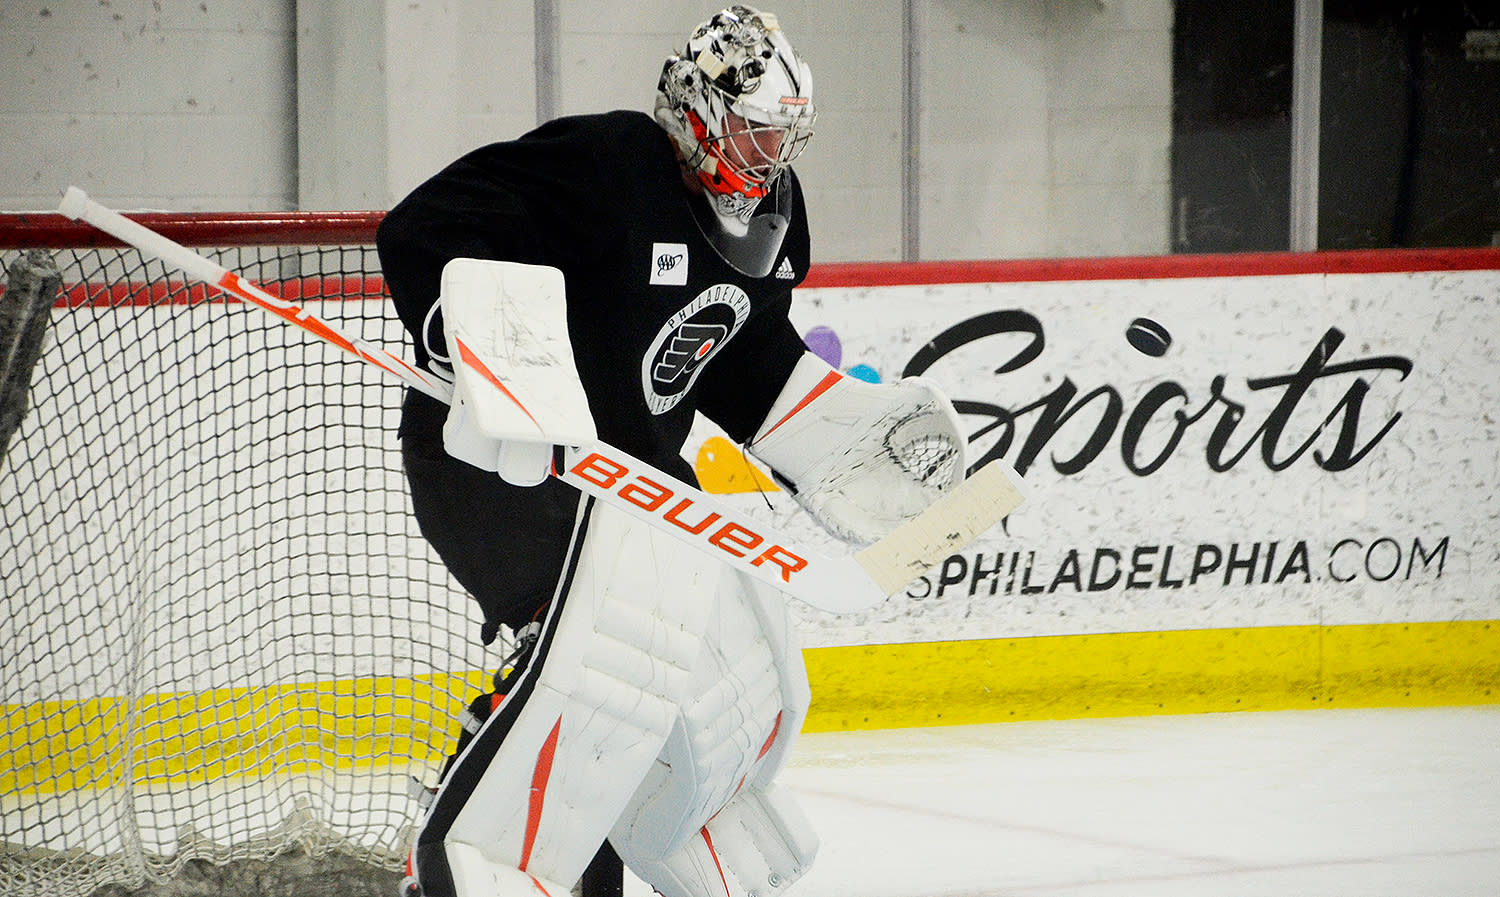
[{"left": 655, "top": 6, "right": 816, "bottom": 228}]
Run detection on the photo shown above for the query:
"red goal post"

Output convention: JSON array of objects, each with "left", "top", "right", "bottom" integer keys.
[{"left": 0, "top": 210, "right": 495, "bottom": 897}]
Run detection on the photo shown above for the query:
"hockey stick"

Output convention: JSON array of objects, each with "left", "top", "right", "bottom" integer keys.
[
  {"left": 56, "top": 187, "right": 453, "bottom": 402},
  {"left": 57, "top": 187, "right": 1026, "bottom": 613}
]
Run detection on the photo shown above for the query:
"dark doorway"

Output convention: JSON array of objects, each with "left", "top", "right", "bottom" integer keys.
[
  {"left": 1320, "top": 1, "right": 1500, "bottom": 248},
  {"left": 1171, "top": 0, "right": 1295, "bottom": 253},
  {"left": 1171, "top": 0, "right": 1500, "bottom": 252}
]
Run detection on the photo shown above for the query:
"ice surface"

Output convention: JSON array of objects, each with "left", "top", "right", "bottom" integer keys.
[{"left": 626, "top": 707, "right": 1500, "bottom": 897}]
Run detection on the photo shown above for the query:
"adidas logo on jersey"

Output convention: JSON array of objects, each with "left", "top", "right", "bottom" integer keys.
[{"left": 773, "top": 257, "right": 796, "bottom": 280}]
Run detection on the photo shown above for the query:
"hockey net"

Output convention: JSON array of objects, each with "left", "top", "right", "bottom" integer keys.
[{"left": 0, "top": 211, "right": 499, "bottom": 897}]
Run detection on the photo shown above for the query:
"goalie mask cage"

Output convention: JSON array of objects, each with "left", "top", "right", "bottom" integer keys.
[{"left": 0, "top": 210, "right": 500, "bottom": 897}]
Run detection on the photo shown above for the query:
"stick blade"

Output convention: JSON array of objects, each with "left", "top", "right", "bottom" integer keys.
[{"left": 852, "top": 460, "right": 1028, "bottom": 596}]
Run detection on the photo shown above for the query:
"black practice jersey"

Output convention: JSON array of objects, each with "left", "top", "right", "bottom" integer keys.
[{"left": 377, "top": 110, "right": 811, "bottom": 483}]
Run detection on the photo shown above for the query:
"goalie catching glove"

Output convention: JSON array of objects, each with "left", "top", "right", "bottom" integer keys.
[{"left": 748, "top": 353, "right": 967, "bottom": 546}]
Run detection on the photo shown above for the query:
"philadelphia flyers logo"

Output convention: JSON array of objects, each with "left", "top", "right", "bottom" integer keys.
[
  {"left": 642, "top": 284, "right": 750, "bottom": 414},
  {"left": 654, "top": 322, "right": 728, "bottom": 384}
]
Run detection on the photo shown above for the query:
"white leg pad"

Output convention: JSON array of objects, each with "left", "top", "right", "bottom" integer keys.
[
  {"left": 418, "top": 506, "right": 818, "bottom": 897},
  {"left": 421, "top": 502, "right": 718, "bottom": 894},
  {"left": 630, "top": 785, "right": 818, "bottom": 897},
  {"left": 610, "top": 572, "right": 816, "bottom": 895},
  {"left": 445, "top": 841, "right": 572, "bottom": 897}
]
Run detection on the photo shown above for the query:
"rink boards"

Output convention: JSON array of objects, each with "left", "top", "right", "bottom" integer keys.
[
  {"left": 698, "top": 248, "right": 1500, "bottom": 725},
  {"left": 4, "top": 248, "right": 1499, "bottom": 799}
]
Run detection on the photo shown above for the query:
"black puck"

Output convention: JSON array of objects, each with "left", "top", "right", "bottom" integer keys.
[{"left": 1126, "top": 317, "right": 1172, "bottom": 357}]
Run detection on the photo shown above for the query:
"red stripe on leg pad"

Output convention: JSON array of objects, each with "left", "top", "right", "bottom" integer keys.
[
  {"left": 519, "top": 716, "right": 563, "bottom": 871},
  {"left": 757, "top": 712, "right": 783, "bottom": 761},
  {"left": 701, "top": 827, "right": 732, "bottom": 897}
]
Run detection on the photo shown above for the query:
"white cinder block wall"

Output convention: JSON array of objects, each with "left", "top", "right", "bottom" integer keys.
[
  {"left": 0, "top": 0, "right": 297, "bottom": 211},
  {"left": 0, "top": 0, "right": 1171, "bottom": 262}
]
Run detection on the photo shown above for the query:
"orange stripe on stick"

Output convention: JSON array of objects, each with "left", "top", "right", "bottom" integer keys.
[{"left": 216, "top": 270, "right": 405, "bottom": 377}]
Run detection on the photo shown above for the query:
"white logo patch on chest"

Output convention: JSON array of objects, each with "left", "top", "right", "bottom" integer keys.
[{"left": 642, "top": 283, "right": 751, "bottom": 414}]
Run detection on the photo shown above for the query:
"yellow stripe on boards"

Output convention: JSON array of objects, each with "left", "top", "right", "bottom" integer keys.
[
  {"left": 0, "top": 670, "right": 489, "bottom": 794},
  {"left": 3, "top": 621, "right": 1495, "bottom": 794},
  {"left": 800, "top": 620, "right": 1500, "bottom": 732}
]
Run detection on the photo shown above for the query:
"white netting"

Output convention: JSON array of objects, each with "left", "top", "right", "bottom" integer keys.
[{"left": 1, "top": 224, "right": 499, "bottom": 897}]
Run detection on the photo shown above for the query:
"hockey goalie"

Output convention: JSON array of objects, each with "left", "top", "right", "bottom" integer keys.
[{"left": 374, "top": 8, "right": 974, "bottom": 897}]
